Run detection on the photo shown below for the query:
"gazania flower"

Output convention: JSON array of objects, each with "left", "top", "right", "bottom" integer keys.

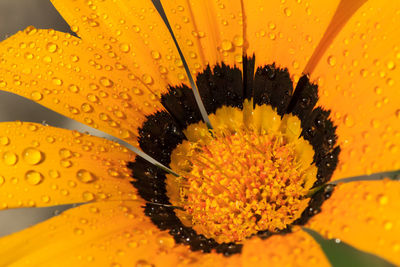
[{"left": 0, "top": 0, "right": 399, "bottom": 265}]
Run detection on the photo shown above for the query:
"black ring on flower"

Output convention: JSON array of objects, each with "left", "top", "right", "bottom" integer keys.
[{"left": 128, "top": 56, "right": 340, "bottom": 255}]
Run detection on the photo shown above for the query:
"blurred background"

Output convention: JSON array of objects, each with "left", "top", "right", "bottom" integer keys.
[{"left": 0, "top": 0, "right": 92, "bottom": 237}]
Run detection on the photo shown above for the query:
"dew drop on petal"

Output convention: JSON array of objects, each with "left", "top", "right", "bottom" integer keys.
[
  {"left": 3, "top": 151, "right": 18, "bottom": 166},
  {"left": 108, "top": 168, "right": 121, "bottom": 177},
  {"left": 76, "top": 169, "right": 96, "bottom": 183},
  {"left": 22, "top": 147, "right": 43, "bottom": 165},
  {"left": 52, "top": 78, "right": 63, "bottom": 86},
  {"left": 233, "top": 35, "right": 244, "bottom": 47},
  {"left": 151, "top": 50, "right": 160, "bottom": 60},
  {"left": 31, "top": 91, "right": 43, "bottom": 101},
  {"left": 384, "top": 221, "right": 393, "bottom": 230},
  {"left": 142, "top": 74, "right": 153, "bottom": 85},
  {"left": 60, "top": 159, "right": 72, "bottom": 168},
  {"left": 25, "top": 170, "right": 43, "bottom": 185},
  {"left": 377, "top": 194, "right": 389, "bottom": 205},
  {"left": 119, "top": 43, "right": 130, "bottom": 53},
  {"left": 157, "top": 233, "right": 175, "bottom": 249},
  {"left": 68, "top": 84, "right": 80, "bottom": 93},
  {"left": 81, "top": 103, "right": 93, "bottom": 113},
  {"left": 59, "top": 148, "right": 72, "bottom": 159},
  {"left": 284, "top": 7, "right": 292, "bottom": 17},
  {"left": 327, "top": 55, "right": 337, "bottom": 66},
  {"left": 70, "top": 54, "right": 79, "bottom": 62},
  {"left": 99, "top": 77, "right": 114, "bottom": 87},
  {"left": 46, "top": 42, "right": 58, "bottom": 53},
  {"left": 343, "top": 114, "right": 354, "bottom": 127},
  {"left": 41, "top": 195, "right": 50, "bottom": 203},
  {"left": 49, "top": 169, "right": 60, "bottom": 178},
  {"left": 0, "top": 176, "right": 4, "bottom": 186},
  {"left": 221, "top": 40, "right": 233, "bottom": 51},
  {"left": 0, "top": 136, "right": 10, "bottom": 146},
  {"left": 73, "top": 228, "right": 84, "bottom": 235},
  {"left": 82, "top": 191, "right": 95, "bottom": 201},
  {"left": 87, "top": 94, "right": 99, "bottom": 103},
  {"left": 387, "top": 61, "right": 396, "bottom": 70}
]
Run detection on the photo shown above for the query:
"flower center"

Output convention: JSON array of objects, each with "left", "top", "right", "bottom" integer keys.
[{"left": 167, "top": 102, "right": 317, "bottom": 243}]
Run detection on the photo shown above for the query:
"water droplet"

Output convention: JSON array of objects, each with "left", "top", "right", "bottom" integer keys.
[
  {"left": 327, "top": 56, "right": 337, "bottom": 66},
  {"left": 82, "top": 191, "right": 95, "bottom": 201},
  {"left": 41, "top": 195, "right": 50, "bottom": 203},
  {"left": 0, "top": 136, "right": 10, "bottom": 146},
  {"left": 108, "top": 168, "right": 121, "bottom": 177},
  {"left": 52, "top": 78, "right": 63, "bottom": 86},
  {"left": 24, "top": 52, "right": 34, "bottom": 60},
  {"left": 68, "top": 84, "right": 80, "bottom": 93},
  {"left": 87, "top": 94, "right": 99, "bottom": 103},
  {"left": 157, "top": 233, "right": 175, "bottom": 249},
  {"left": 59, "top": 148, "right": 72, "bottom": 159},
  {"left": 221, "top": 40, "right": 233, "bottom": 51},
  {"left": 74, "top": 228, "right": 84, "bottom": 235},
  {"left": 119, "top": 43, "right": 130, "bottom": 53},
  {"left": 43, "top": 56, "right": 52, "bottom": 63},
  {"left": 387, "top": 61, "right": 396, "bottom": 70},
  {"left": 142, "top": 74, "right": 153, "bottom": 85},
  {"left": 81, "top": 103, "right": 93, "bottom": 113},
  {"left": 46, "top": 42, "right": 58, "bottom": 53},
  {"left": 343, "top": 115, "right": 354, "bottom": 127},
  {"left": 3, "top": 151, "right": 18, "bottom": 166},
  {"left": 99, "top": 77, "right": 114, "bottom": 87},
  {"left": 378, "top": 194, "right": 388, "bottom": 205},
  {"left": 31, "top": 91, "right": 43, "bottom": 101},
  {"left": 284, "top": 7, "right": 292, "bottom": 17},
  {"left": 233, "top": 36, "right": 244, "bottom": 47},
  {"left": 60, "top": 159, "right": 72, "bottom": 168},
  {"left": 371, "top": 119, "right": 380, "bottom": 129},
  {"left": 76, "top": 169, "right": 96, "bottom": 183},
  {"left": 0, "top": 176, "right": 5, "bottom": 186},
  {"left": 70, "top": 54, "right": 79, "bottom": 62},
  {"left": 119, "top": 129, "right": 132, "bottom": 139},
  {"left": 384, "top": 221, "right": 393, "bottom": 230},
  {"left": 151, "top": 50, "right": 160, "bottom": 60},
  {"left": 22, "top": 147, "right": 43, "bottom": 165},
  {"left": 25, "top": 170, "right": 43, "bottom": 185},
  {"left": 49, "top": 169, "right": 60, "bottom": 178}
]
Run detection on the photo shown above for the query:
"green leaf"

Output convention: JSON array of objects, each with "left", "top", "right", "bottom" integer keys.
[{"left": 303, "top": 228, "right": 396, "bottom": 267}]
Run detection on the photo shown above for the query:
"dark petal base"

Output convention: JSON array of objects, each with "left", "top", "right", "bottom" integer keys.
[{"left": 128, "top": 56, "right": 340, "bottom": 255}]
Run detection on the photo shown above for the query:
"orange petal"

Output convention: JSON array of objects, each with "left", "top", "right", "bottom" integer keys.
[
  {"left": 240, "top": 228, "right": 330, "bottom": 267},
  {"left": 51, "top": 0, "right": 186, "bottom": 90},
  {"left": 161, "top": 0, "right": 244, "bottom": 74},
  {"left": 244, "top": 0, "right": 342, "bottom": 82},
  {"left": 307, "top": 180, "right": 400, "bottom": 265},
  {"left": 310, "top": 0, "right": 400, "bottom": 180},
  {"left": 0, "top": 201, "right": 240, "bottom": 266},
  {"left": 0, "top": 121, "right": 137, "bottom": 210},
  {"left": 51, "top": 0, "right": 187, "bottom": 88},
  {"left": 0, "top": 27, "right": 167, "bottom": 145}
]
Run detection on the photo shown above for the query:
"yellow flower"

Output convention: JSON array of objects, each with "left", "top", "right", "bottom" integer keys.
[{"left": 0, "top": 0, "right": 399, "bottom": 266}]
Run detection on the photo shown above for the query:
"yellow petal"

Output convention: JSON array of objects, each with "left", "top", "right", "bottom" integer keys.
[
  {"left": 0, "top": 121, "right": 136, "bottom": 209},
  {"left": 0, "top": 201, "right": 240, "bottom": 267},
  {"left": 50, "top": 0, "right": 187, "bottom": 87},
  {"left": 307, "top": 180, "right": 400, "bottom": 266},
  {"left": 310, "top": 0, "right": 400, "bottom": 180},
  {"left": 244, "top": 0, "right": 342, "bottom": 83},
  {"left": 161, "top": 0, "right": 244, "bottom": 74},
  {"left": 241, "top": 228, "right": 330, "bottom": 267},
  {"left": 0, "top": 27, "right": 165, "bottom": 145}
]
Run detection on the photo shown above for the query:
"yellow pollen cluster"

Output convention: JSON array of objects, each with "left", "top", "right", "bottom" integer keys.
[{"left": 167, "top": 102, "right": 317, "bottom": 243}]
